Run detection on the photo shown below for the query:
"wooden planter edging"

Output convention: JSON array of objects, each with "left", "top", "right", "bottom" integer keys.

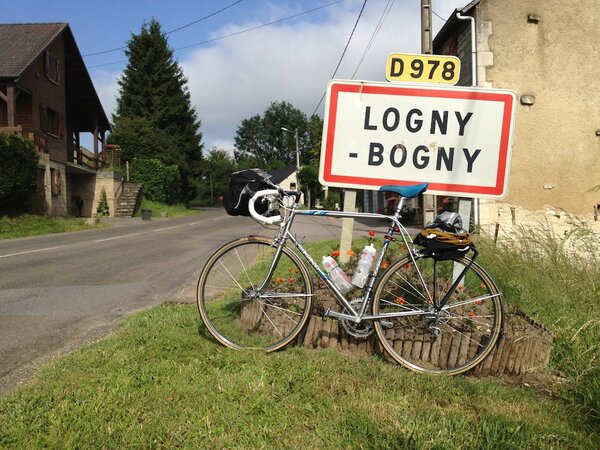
[
  {"left": 240, "top": 301, "right": 554, "bottom": 379},
  {"left": 299, "top": 307, "right": 554, "bottom": 378}
]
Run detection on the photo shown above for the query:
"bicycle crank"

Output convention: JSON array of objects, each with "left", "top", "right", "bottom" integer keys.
[{"left": 340, "top": 300, "right": 374, "bottom": 338}]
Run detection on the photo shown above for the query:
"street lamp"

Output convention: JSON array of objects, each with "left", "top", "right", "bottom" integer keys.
[{"left": 281, "top": 127, "right": 300, "bottom": 172}]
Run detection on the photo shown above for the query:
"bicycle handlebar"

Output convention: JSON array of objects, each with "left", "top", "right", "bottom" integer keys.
[{"left": 248, "top": 189, "right": 282, "bottom": 225}]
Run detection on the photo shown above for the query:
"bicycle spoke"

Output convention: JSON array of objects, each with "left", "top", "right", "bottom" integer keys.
[
  {"left": 373, "top": 254, "right": 503, "bottom": 375},
  {"left": 198, "top": 238, "right": 313, "bottom": 351}
]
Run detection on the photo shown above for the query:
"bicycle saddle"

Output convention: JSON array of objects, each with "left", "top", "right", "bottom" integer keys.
[{"left": 379, "top": 182, "right": 429, "bottom": 199}]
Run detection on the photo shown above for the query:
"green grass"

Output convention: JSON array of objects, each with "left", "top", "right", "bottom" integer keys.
[
  {"left": 1, "top": 304, "right": 597, "bottom": 449},
  {"left": 0, "top": 214, "right": 107, "bottom": 239},
  {"left": 477, "top": 223, "right": 600, "bottom": 425},
  {"left": 1, "top": 226, "right": 598, "bottom": 447},
  {"left": 134, "top": 198, "right": 201, "bottom": 218}
]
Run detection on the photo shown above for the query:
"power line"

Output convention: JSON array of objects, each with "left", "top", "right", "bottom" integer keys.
[
  {"left": 351, "top": 0, "right": 394, "bottom": 79},
  {"left": 432, "top": 9, "right": 446, "bottom": 22},
  {"left": 86, "top": 0, "right": 346, "bottom": 69},
  {"left": 174, "top": 0, "right": 345, "bottom": 52},
  {"left": 83, "top": 0, "right": 245, "bottom": 57},
  {"left": 166, "top": 0, "right": 244, "bottom": 35},
  {"left": 312, "top": 0, "right": 368, "bottom": 116}
]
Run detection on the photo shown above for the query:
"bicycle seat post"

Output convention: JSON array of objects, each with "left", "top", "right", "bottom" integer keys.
[{"left": 394, "top": 196, "right": 406, "bottom": 219}]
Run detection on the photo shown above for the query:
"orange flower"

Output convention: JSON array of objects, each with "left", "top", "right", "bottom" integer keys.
[
  {"left": 381, "top": 261, "right": 389, "bottom": 269},
  {"left": 331, "top": 250, "right": 340, "bottom": 258},
  {"left": 474, "top": 299, "right": 482, "bottom": 305},
  {"left": 368, "top": 230, "right": 376, "bottom": 238},
  {"left": 480, "top": 283, "right": 487, "bottom": 290},
  {"left": 468, "top": 311, "right": 476, "bottom": 318},
  {"left": 395, "top": 296, "right": 405, "bottom": 305},
  {"left": 275, "top": 277, "right": 283, "bottom": 284},
  {"left": 288, "top": 277, "right": 295, "bottom": 284},
  {"left": 346, "top": 249, "right": 355, "bottom": 256}
]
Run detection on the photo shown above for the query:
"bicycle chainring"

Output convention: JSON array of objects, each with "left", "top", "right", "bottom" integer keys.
[{"left": 341, "top": 299, "right": 374, "bottom": 338}]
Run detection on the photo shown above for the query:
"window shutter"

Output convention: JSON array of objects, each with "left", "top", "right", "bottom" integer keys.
[
  {"left": 44, "top": 52, "right": 50, "bottom": 78},
  {"left": 40, "top": 105, "right": 48, "bottom": 132},
  {"left": 57, "top": 114, "right": 64, "bottom": 139},
  {"left": 56, "top": 58, "right": 62, "bottom": 84}
]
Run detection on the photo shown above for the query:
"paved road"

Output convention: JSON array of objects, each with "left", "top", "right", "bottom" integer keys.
[{"left": 0, "top": 208, "right": 393, "bottom": 393}]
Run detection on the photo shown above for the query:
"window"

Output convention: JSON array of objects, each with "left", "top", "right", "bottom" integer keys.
[
  {"left": 40, "top": 105, "right": 63, "bottom": 138},
  {"left": 44, "top": 52, "right": 61, "bottom": 84}
]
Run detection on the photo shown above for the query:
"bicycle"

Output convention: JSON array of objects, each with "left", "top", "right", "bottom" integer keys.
[{"left": 197, "top": 181, "right": 504, "bottom": 375}]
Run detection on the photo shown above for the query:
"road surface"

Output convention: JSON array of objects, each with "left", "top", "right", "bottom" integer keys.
[{"left": 0, "top": 208, "right": 392, "bottom": 393}]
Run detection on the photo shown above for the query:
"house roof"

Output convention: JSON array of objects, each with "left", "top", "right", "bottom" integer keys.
[
  {"left": 0, "top": 23, "right": 67, "bottom": 78},
  {"left": 0, "top": 23, "right": 110, "bottom": 131},
  {"left": 269, "top": 166, "right": 297, "bottom": 184},
  {"left": 432, "top": 0, "right": 480, "bottom": 51}
]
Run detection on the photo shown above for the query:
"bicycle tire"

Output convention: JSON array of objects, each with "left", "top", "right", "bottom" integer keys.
[
  {"left": 197, "top": 236, "right": 314, "bottom": 351},
  {"left": 372, "top": 253, "right": 504, "bottom": 375}
]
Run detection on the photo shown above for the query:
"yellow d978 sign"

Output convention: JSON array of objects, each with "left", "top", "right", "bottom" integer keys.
[{"left": 386, "top": 53, "right": 460, "bottom": 85}]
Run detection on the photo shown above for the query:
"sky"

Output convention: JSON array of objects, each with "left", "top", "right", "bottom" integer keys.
[{"left": 3, "top": 0, "right": 469, "bottom": 153}]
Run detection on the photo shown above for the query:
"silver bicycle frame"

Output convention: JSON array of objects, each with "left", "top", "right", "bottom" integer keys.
[{"left": 256, "top": 194, "right": 435, "bottom": 324}]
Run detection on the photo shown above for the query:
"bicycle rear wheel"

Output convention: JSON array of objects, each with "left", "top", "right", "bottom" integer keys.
[
  {"left": 197, "top": 236, "right": 314, "bottom": 351},
  {"left": 373, "top": 253, "right": 504, "bottom": 375}
]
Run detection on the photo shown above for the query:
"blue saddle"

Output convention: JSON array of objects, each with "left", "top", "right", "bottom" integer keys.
[{"left": 379, "top": 182, "right": 429, "bottom": 199}]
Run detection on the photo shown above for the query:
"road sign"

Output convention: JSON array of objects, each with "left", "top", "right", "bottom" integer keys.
[
  {"left": 386, "top": 53, "right": 461, "bottom": 85},
  {"left": 319, "top": 80, "right": 517, "bottom": 199}
]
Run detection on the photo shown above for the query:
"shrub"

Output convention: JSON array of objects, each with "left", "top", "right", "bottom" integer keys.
[
  {"left": 323, "top": 190, "right": 341, "bottom": 210},
  {"left": 0, "top": 133, "right": 39, "bottom": 213},
  {"left": 130, "top": 158, "right": 180, "bottom": 205},
  {"left": 95, "top": 187, "right": 110, "bottom": 217}
]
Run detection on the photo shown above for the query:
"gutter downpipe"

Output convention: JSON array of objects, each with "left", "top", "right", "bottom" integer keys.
[{"left": 456, "top": 10, "right": 480, "bottom": 227}]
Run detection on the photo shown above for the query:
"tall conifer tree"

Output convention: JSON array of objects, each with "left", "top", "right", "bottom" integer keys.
[{"left": 110, "top": 19, "right": 203, "bottom": 201}]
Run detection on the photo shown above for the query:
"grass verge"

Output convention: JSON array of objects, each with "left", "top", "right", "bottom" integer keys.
[
  {"left": 0, "top": 214, "right": 107, "bottom": 240},
  {"left": 1, "top": 303, "right": 597, "bottom": 449},
  {"left": 135, "top": 198, "right": 201, "bottom": 219},
  {"left": 477, "top": 222, "right": 600, "bottom": 425},
  {"left": 0, "top": 225, "right": 598, "bottom": 447}
]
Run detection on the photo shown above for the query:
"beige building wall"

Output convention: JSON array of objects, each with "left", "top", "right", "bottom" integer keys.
[
  {"left": 474, "top": 0, "right": 600, "bottom": 216},
  {"left": 90, "top": 171, "right": 123, "bottom": 218}
]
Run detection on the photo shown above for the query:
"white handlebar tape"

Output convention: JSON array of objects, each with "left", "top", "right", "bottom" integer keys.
[{"left": 248, "top": 189, "right": 282, "bottom": 225}]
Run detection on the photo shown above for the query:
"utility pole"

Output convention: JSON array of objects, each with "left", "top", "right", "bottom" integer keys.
[
  {"left": 421, "top": 0, "right": 433, "bottom": 55},
  {"left": 421, "top": 0, "right": 436, "bottom": 225}
]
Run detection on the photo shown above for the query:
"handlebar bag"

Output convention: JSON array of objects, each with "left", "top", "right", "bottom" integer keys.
[{"left": 223, "top": 168, "right": 272, "bottom": 216}]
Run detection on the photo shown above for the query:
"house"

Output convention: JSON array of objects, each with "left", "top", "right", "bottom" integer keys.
[
  {"left": 269, "top": 166, "right": 304, "bottom": 205},
  {"left": 0, "top": 23, "right": 112, "bottom": 217},
  {"left": 432, "top": 0, "right": 600, "bottom": 229}
]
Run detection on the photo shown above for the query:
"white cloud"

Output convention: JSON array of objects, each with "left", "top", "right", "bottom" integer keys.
[{"left": 91, "top": 0, "right": 468, "bottom": 153}]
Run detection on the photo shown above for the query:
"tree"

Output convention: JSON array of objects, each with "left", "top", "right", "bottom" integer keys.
[
  {"left": 234, "top": 101, "right": 322, "bottom": 169},
  {"left": 109, "top": 19, "right": 203, "bottom": 201},
  {"left": 0, "top": 133, "right": 38, "bottom": 214},
  {"left": 298, "top": 164, "right": 320, "bottom": 208},
  {"left": 195, "top": 148, "right": 236, "bottom": 206},
  {"left": 95, "top": 187, "right": 110, "bottom": 217}
]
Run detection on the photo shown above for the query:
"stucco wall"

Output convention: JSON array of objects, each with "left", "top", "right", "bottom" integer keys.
[
  {"left": 476, "top": 0, "right": 600, "bottom": 215},
  {"left": 90, "top": 171, "right": 123, "bottom": 218}
]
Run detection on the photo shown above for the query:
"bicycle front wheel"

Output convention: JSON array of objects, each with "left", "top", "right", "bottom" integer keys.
[
  {"left": 197, "top": 236, "right": 314, "bottom": 351},
  {"left": 373, "top": 253, "right": 504, "bottom": 375}
]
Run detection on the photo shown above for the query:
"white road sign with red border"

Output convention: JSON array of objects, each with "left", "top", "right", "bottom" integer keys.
[{"left": 319, "top": 80, "right": 517, "bottom": 199}]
